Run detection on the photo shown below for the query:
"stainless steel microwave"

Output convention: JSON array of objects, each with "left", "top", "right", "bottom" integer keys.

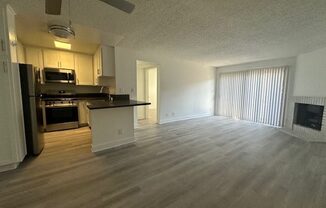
[{"left": 43, "top": 68, "right": 76, "bottom": 84}]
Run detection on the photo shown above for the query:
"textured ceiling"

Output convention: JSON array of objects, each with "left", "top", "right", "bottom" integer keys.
[{"left": 2, "top": 0, "right": 326, "bottom": 66}]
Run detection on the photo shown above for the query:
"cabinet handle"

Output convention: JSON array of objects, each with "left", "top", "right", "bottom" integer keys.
[
  {"left": 1, "top": 39, "right": 5, "bottom": 51},
  {"left": 11, "top": 41, "right": 17, "bottom": 47},
  {"left": 3, "top": 61, "right": 7, "bottom": 73}
]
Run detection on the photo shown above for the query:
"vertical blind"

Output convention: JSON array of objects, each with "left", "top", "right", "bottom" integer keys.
[{"left": 218, "top": 67, "right": 288, "bottom": 127}]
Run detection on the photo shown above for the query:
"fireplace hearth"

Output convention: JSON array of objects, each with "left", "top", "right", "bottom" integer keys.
[{"left": 293, "top": 103, "right": 324, "bottom": 131}]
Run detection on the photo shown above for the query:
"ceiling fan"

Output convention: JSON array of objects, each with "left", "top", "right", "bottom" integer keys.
[{"left": 45, "top": 0, "right": 135, "bottom": 15}]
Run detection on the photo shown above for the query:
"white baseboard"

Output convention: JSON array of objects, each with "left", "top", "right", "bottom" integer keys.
[
  {"left": 0, "top": 162, "right": 19, "bottom": 173},
  {"left": 159, "top": 113, "right": 213, "bottom": 124},
  {"left": 92, "top": 137, "right": 135, "bottom": 153}
]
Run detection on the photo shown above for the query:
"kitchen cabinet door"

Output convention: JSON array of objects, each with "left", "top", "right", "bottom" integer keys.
[
  {"left": 75, "top": 53, "right": 93, "bottom": 85},
  {"left": 101, "top": 45, "right": 115, "bottom": 77},
  {"left": 25, "top": 47, "right": 44, "bottom": 83},
  {"left": 78, "top": 101, "right": 89, "bottom": 125},
  {"left": 93, "top": 45, "right": 115, "bottom": 85},
  {"left": 59, "top": 51, "right": 74, "bottom": 69},
  {"left": 43, "top": 49, "right": 60, "bottom": 68},
  {"left": 25, "top": 47, "right": 43, "bottom": 68},
  {"left": 93, "top": 48, "right": 100, "bottom": 85}
]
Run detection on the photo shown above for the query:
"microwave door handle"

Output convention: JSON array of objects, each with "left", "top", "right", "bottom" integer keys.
[
  {"left": 67, "top": 72, "right": 71, "bottom": 83},
  {"left": 69, "top": 73, "right": 75, "bottom": 83}
]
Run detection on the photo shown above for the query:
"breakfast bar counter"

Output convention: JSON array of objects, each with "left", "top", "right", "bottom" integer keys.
[
  {"left": 87, "top": 99, "right": 150, "bottom": 109},
  {"left": 87, "top": 99, "right": 150, "bottom": 152}
]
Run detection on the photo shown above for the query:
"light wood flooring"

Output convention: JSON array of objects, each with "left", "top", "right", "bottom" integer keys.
[{"left": 0, "top": 116, "right": 326, "bottom": 208}]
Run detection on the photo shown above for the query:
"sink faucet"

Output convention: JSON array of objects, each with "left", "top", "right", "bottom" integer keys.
[{"left": 100, "top": 86, "right": 105, "bottom": 93}]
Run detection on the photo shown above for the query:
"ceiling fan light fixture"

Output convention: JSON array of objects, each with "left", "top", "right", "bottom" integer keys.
[{"left": 48, "top": 24, "right": 75, "bottom": 39}]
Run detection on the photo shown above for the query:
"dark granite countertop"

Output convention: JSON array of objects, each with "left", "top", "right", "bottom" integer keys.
[{"left": 87, "top": 100, "right": 151, "bottom": 110}]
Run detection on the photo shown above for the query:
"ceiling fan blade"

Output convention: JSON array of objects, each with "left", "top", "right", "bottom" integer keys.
[
  {"left": 99, "top": 0, "right": 135, "bottom": 14},
  {"left": 45, "top": 0, "right": 62, "bottom": 15}
]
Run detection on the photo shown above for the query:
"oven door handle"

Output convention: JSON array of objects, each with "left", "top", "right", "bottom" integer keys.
[{"left": 45, "top": 105, "right": 78, "bottom": 108}]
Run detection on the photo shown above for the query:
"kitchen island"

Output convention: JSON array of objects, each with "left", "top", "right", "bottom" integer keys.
[{"left": 87, "top": 99, "right": 150, "bottom": 152}]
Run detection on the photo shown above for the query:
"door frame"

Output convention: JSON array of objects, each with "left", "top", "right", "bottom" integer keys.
[{"left": 136, "top": 60, "right": 160, "bottom": 124}]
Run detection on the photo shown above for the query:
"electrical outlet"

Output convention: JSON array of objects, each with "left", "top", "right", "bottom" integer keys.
[
  {"left": 165, "top": 113, "right": 169, "bottom": 117},
  {"left": 171, "top": 112, "right": 175, "bottom": 116}
]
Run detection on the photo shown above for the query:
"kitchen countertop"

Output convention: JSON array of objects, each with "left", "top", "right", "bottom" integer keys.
[{"left": 87, "top": 100, "right": 151, "bottom": 110}]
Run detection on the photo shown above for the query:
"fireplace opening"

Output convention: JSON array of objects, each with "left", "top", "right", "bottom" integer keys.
[{"left": 294, "top": 103, "right": 324, "bottom": 131}]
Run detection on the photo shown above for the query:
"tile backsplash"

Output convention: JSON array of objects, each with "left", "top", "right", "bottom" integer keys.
[{"left": 40, "top": 83, "right": 102, "bottom": 94}]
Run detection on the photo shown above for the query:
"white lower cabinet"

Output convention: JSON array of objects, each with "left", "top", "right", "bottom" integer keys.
[{"left": 78, "top": 101, "right": 90, "bottom": 126}]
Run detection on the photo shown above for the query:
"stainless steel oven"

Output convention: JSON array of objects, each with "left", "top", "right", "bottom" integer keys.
[
  {"left": 43, "top": 68, "right": 76, "bottom": 84},
  {"left": 43, "top": 100, "right": 79, "bottom": 131}
]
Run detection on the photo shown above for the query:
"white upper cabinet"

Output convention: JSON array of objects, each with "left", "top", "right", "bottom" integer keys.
[
  {"left": 43, "top": 49, "right": 74, "bottom": 69},
  {"left": 43, "top": 49, "right": 60, "bottom": 68},
  {"left": 101, "top": 45, "right": 115, "bottom": 77},
  {"left": 75, "top": 53, "right": 93, "bottom": 85},
  {"left": 93, "top": 45, "right": 115, "bottom": 84},
  {"left": 25, "top": 47, "right": 43, "bottom": 69},
  {"left": 25, "top": 47, "right": 98, "bottom": 85},
  {"left": 59, "top": 51, "right": 75, "bottom": 69}
]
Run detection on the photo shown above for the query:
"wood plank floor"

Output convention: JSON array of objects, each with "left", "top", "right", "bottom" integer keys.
[{"left": 1, "top": 116, "right": 326, "bottom": 208}]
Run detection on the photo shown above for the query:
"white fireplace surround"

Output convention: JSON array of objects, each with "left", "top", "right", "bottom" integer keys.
[{"left": 283, "top": 96, "right": 326, "bottom": 142}]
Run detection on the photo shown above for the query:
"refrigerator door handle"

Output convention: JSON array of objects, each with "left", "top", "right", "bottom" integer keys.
[{"left": 29, "top": 97, "right": 44, "bottom": 154}]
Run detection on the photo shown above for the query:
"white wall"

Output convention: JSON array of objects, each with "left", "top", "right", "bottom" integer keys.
[
  {"left": 115, "top": 47, "right": 215, "bottom": 124},
  {"left": 294, "top": 47, "right": 326, "bottom": 97},
  {"left": 215, "top": 57, "right": 297, "bottom": 127}
]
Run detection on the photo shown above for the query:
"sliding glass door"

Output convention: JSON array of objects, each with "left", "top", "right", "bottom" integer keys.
[{"left": 218, "top": 67, "right": 288, "bottom": 127}]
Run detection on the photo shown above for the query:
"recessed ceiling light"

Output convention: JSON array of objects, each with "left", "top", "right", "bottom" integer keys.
[{"left": 54, "top": 41, "right": 71, "bottom": 50}]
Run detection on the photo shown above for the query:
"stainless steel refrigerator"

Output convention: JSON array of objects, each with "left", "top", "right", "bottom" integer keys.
[{"left": 19, "top": 64, "right": 44, "bottom": 155}]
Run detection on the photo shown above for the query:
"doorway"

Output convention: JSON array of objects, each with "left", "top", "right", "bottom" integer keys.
[{"left": 136, "top": 60, "right": 159, "bottom": 126}]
